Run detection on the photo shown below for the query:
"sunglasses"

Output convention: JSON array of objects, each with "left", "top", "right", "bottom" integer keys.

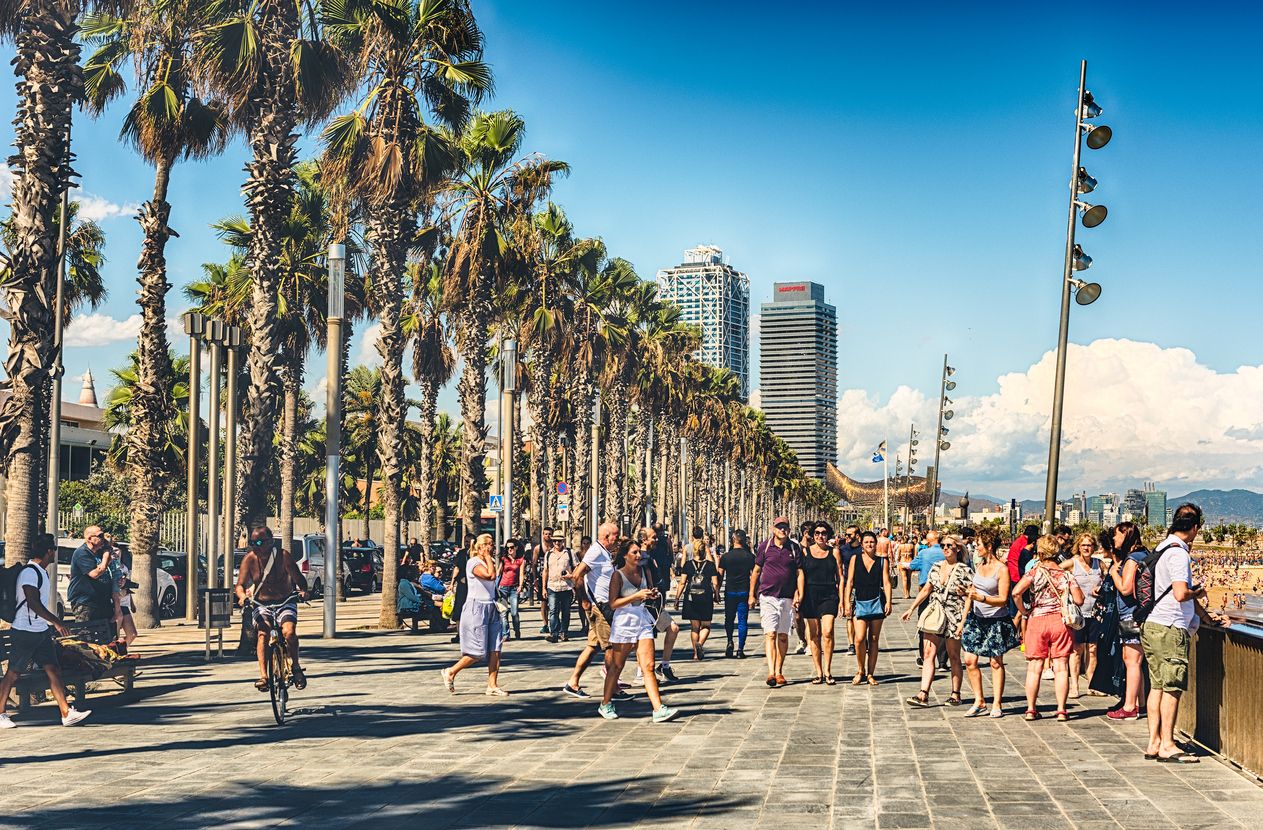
[
  {"left": 774, "top": 524, "right": 789, "bottom": 530},
  {"left": 250, "top": 537, "right": 272, "bottom": 548},
  {"left": 813, "top": 531, "right": 829, "bottom": 536}
]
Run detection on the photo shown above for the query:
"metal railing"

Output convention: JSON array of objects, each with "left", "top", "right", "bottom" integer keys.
[{"left": 1177, "top": 612, "right": 1263, "bottom": 780}]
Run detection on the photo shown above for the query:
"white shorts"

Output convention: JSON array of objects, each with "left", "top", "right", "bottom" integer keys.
[
  {"left": 760, "top": 595, "right": 795, "bottom": 635},
  {"left": 610, "top": 606, "right": 655, "bottom": 644}
]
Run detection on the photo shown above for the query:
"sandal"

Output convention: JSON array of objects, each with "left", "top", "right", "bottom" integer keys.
[
  {"left": 906, "top": 690, "right": 931, "bottom": 708},
  {"left": 1055, "top": 710, "right": 1069, "bottom": 722},
  {"left": 811, "top": 676, "right": 824, "bottom": 685},
  {"left": 851, "top": 673, "right": 864, "bottom": 686},
  {"left": 825, "top": 675, "right": 837, "bottom": 686},
  {"left": 964, "top": 703, "right": 987, "bottom": 718},
  {"left": 1024, "top": 710, "right": 1040, "bottom": 721},
  {"left": 1156, "top": 752, "right": 1200, "bottom": 764},
  {"left": 946, "top": 692, "right": 963, "bottom": 706},
  {"left": 292, "top": 668, "right": 307, "bottom": 691},
  {"left": 254, "top": 677, "right": 269, "bottom": 692}
]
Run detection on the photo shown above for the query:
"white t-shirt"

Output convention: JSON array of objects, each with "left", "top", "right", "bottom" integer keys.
[
  {"left": 582, "top": 543, "right": 615, "bottom": 603},
  {"left": 1147, "top": 536, "right": 1195, "bottom": 630},
  {"left": 12, "top": 564, "right": 51, "bottom": 633}
]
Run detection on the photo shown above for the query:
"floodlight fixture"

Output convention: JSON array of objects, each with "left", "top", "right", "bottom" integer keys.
[
  {"left": 1072, "top": 244, "right": 1092, "bottom": 271},
  {"left": 1076, "top": 201, "right": 1108, "bottom": 228},
  {"left": 1071, "top": 278, "right": 1102, "bottom": 306},
  {"left": 1084, "top": 123, "right": 1112, "bottom": 149}
]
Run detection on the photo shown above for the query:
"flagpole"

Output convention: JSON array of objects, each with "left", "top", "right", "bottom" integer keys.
[{"left": 883, "top": 439, "right": 889, "bottom": 530}]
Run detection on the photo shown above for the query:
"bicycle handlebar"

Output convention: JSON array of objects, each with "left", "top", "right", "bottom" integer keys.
[{"left": 243, "top": 591, "right": 306, "bottom": 610}]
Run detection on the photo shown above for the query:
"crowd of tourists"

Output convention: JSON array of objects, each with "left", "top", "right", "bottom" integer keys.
[{"left": 431, "top": 501, "right": 1227, "bottom": 763}]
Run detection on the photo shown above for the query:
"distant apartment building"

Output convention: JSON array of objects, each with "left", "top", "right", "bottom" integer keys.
[
  {"left": 1087, "top": 493, "right": 1119, "bottom": 526},
  {"left": 758, "top": 281, "right": 837, "bottom": 481},
  {"left": 1124, "top": 488, "right": 1148, "bottom": 520},
  {"left": 656, "top": 245, "right": 750, "bottom": 397}
]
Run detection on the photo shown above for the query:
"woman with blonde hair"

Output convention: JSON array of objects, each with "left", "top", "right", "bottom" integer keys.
[
  {"left": 441, "top": 533, "right": 508, "bottom": 695},
  {"left": 1061, "top": 532, "right": 1103, "bottom": 698},
  {"left": 1013, "top": 535, "right": 1084, "bottom": 720}
]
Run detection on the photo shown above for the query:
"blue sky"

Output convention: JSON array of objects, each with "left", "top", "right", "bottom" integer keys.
[{"left": 2, "top": 1, "right": 1261, "bottom": 498}]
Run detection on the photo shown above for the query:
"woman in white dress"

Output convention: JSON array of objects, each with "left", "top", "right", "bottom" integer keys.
[
  {"left": 440, "top": 534, "right": 508, "bottom": 695},
  {"left": 599, "top": 537, "right": 679, "bottom": 723}
]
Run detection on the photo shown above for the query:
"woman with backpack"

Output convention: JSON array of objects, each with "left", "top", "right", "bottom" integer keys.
[
  {"left": 676, "top": 535, "right": 720, "bottom": 660},
  {"left": 1012, "top": 536, "right": 1085, "bottom": 721},
  {"left": 901, "top": 534, "right": 973, "bottom": 707},
  {"left": 1103, "top": 521, "right": 1148, "bottom": 720}
]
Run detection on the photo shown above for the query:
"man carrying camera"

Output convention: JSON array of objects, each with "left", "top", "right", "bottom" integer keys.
[
  {"left": 235, "top": 527, "right": 308, "bottom": 692},
  {"left": 67, "top": 526, "right": 122, "bottom": 631}
]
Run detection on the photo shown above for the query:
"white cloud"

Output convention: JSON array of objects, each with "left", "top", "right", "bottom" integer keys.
[
  {"left": 64, "top": 312, "right": 145, "bottom": 347},
  {"left": 837, "top": 339, "right": 1263, "bottom": 498},
  {"left": 357, "top": 321, "right": 383, "bottom": 367},
  {"left": 72, "top": 190, "right": 140, "bottom": 222},
  {"left": 0, "top": 164, "right": 12, "bottom": 202}
]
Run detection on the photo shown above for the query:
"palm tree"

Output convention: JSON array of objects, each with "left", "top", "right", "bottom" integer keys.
[
  {"left": 597, "top": 262, "right": 651, "bottom": 526},
  {"left": 81, "top": 0, "right": 229, "bottom": 626},
  {"left": 0, "top": 0, "right": 94, "bottom": 560},
  {"left": 405, "top": 259, "right": 454, "bottom": 547},
  {"left": 342, "top": 365, "right": 383, "bottom": 539},
  {"left": 441, "top": 110, "right": 566, "bottom": 542},
  {"left": 103, "top": 350, "right": 191, "bottom": 477},
  {"left": 0, "top": 199, "right": 108, "bottom": 563},
  {"left": 321, "top": 0, "right": 489, "bottom": 626},
  {"left": 197, "top": 0, "right": 346, "bottom": 530},
  {"left": 429, "top": 411, "right": 461, "bottom": 541}
]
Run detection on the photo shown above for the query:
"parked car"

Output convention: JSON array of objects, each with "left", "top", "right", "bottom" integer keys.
[
  {"left": 369, "top": 549, "right": 384, "bottom": 592},
  {"left": 341, "top": 547, "right": 377, "bottom": 595},
  {"left": 427, "top": 540, "right": 457, "bottom": 579}
]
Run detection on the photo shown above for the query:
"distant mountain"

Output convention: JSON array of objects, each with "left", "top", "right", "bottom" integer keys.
[
  {"left": 1172, "top": 489, "right": 1263, "bottom": 525},
  {"left": 939, "top": 490, "right": 1005, "bottom": 510}
]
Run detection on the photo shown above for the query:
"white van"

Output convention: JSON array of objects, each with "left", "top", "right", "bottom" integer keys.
[{"left": 291, "top": 534, "right": 330, "bottom": 596}]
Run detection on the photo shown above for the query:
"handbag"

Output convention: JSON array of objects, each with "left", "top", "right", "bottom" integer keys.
[
  {"left": 916, "top": 562, "right": 949, "bottom": 634},
  {"left": 1046, "top": 570, "right": 1084, "bottom": 631},
  {"left": 440, "top": 591, "right": 455, "bottom": 619},
  {"left": 854, "top": 597, "right": 885, "bottom": 620}
]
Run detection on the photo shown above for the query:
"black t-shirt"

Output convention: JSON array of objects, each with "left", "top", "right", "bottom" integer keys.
[
  {"left": 649, "top": 540, "right": 674, "bottom": 594},
  {"left": 839, "top": 543, "right": 863, "bottom": 582},
  {"left": 719, "top": 547, "right": 756, "bottom": 595}
]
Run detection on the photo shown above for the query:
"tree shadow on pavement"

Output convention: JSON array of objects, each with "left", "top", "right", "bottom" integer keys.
[{"left": 23, "top": 771, "right": 757, "bottom": 830}]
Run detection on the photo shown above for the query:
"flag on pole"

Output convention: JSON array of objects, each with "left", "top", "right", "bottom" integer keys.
[{"left": 872, "top": 440, "right": 887, "bottom": 463}]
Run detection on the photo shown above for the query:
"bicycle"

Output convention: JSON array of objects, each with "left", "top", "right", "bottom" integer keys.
[{"left": 244, "top": 591, "right": 304, "bottom": 725}]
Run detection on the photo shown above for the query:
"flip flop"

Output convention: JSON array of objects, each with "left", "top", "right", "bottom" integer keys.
[
  {"left": 292, "top": 669, "right": 307, "bottom": 691},
  {"left": 1156, "top": 752, "right": 1200, "bottom": 764},
  {"left": 811, "top": 676, "right": 824, "bottom": 685},
  {"left": 825, "top": 675, "right": 837, "bottom": 686},
  {"left": 254, "top": 677, "right": 269, "bottom": 692}
]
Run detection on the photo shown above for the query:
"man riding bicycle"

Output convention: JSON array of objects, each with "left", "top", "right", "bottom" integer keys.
[{"left": 235, "top": 526, "right": 309, "bottom": 691}]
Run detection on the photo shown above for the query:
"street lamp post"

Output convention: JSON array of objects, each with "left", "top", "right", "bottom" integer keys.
[
  {"left": 930, "top": 355, "right": 955, "bottom": 525},
  {"left": 46, "top": 184, "right": 69, "bottom": 592},
  {"left": 182, "top": 312, "right": 206, "bottom": 620},
  {"left": 590, "top": 393, "right": 601, "bottom": 540},
  {"left": 1043, "top": 59, "right": 1111, "bottom": 529},
  {"left": 324, "top": 242, "right": 346, "bottom": 639},
  {"left": 221, "top": 325, "right": 243, "bottom": 560},
  {"left": 501, "top": 338, "right": 517, "bottom": 543},
  {"left": 205, "top": 319, "right": 224, "bottom": 590}
]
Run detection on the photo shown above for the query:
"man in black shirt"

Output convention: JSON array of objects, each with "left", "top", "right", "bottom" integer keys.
[
  {"left": 645, "top": 524, "right": 681, "bottom": 682},
  {"left": 718, "top": 529, "right": 756, "bottom": 657}
]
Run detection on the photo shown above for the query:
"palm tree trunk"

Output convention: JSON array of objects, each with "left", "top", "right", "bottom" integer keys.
[
  {"left": 603, "top": 379, "right": 628, "bottom": 526},
  {"left": 512, "top": 391, "right": 524, "bottom": 538},
  {"left": 125, "top": 156, "right": 178, "bottom": 628},
  {"left": 278, "top": 356, "right": 301, "bottom": 560},
  {"left": 571, "top": 377, "right": 593, "bottom": 543},
  {"left": 628, "top": 410, "right": 648, "bottom": 529},
  {"left": 416, "top": 377, "right": 438, "bottom": 546},
  {"left": 456, "top": 310, "right": 489, "bottom": 543},
  {"left": 0, "top": 3, "right": 80, "bottom": 563},
  {"left": 236, "top": 0, "right": 300, "bottom": 531}
]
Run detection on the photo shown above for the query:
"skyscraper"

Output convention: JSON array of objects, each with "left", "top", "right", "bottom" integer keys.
[
  {"left": 1145, "top": 485, "right": 1168, "bottom": 528},
  {"left": 656, "top": 245, "right": 750, "bottom": 397},
  {"left": 758, "top": 281, "right": 837, "bottom": 481}
]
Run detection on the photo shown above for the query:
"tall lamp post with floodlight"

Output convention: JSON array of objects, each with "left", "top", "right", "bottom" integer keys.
[
  {"left": 182, "top": 312, "right": 206, "bottom": 620},
  {"left": 929, "top": 355, "right": 956, "bottom": 525},
  {"left": 324, "top": 242, "right": 346, "bottom": 639},
  {"left": 1043, "top": 60, "right": 1111, "bottom": 529}
]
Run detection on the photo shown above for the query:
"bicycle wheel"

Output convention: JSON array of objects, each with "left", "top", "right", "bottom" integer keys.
[{"left": 268, "top": 640, "right": 288, "bottom": 725}]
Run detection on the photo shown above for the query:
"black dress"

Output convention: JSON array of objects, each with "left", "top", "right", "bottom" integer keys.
[
  {"left": 681, "top": 559, "right": 717, "bottom": 622},
  {"left": 799, "top": 548, "right": 841, "bottom": 619}
]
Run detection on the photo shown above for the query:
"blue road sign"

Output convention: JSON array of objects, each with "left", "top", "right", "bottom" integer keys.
[{"left": 488, "top": 494, "right": 504, "bottom": 512}]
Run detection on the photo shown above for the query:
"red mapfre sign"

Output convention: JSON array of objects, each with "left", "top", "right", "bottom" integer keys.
[{"left": 780, "top": 284, "right": 806, "bottom": 291}]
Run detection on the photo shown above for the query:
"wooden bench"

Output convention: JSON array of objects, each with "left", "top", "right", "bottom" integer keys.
[{"left": 0, "top": 620, "right": 136, "bottom": 713}]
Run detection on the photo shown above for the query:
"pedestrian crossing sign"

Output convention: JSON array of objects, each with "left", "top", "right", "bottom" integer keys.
[{"left": 488, "top": 494, "right": 504, "bottom": 512}]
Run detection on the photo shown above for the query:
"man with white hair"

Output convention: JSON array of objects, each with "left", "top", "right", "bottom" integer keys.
[{"left": 561, "top": 522, "right": 628, "bottom": 702}]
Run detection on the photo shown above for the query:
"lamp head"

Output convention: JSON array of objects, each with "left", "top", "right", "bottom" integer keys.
[
  {"left": 1084, "top": 123, "right": 1112, "bottom": 150},
  {"left": 943, "top": 410, "right": 954, "bottom": 420},
  {"left": 940, "top": 441, "right": 951, "bottom": 451},
  {"left": 944, "top": 380, "right": 956, "bottom": 391},
  {"left": 1071, "top": 279, "right": 1102, "bottom": 306},
  {"left": 1076, "top": 167, "right": 1098, "bottom": 195},
  {"left": 1076, "top": 201, "right": 1108, "bottom": 228},
  {"left": 1072, "top": 244, "right": 1092, "bottom": 271},
  {"left": 1079, "top": 90, "right": 1103, "bottom": 120},
  {"left": 182, "top": 311, "right": 206, "bottom": 338}
]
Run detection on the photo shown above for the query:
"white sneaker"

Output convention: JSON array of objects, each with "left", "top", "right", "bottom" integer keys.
[
  {"left": 1041, "top": 668, "right": 1055, "bottom": 681},
  {"left": 0, "top": 713, "right": 15, "bottom": 729},
  {"left": 61, "top": 708, "right": 91, "bottom": 727}
]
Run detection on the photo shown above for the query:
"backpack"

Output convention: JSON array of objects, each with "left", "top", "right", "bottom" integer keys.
[
  {"left": 0, "top": 562, "right": 44, "bottom": 624},
  {"left": 1132, "top": 542, "right": 1179, "bottom": 625}
]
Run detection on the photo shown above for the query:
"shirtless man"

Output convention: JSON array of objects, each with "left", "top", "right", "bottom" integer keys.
[{"left": 235, "top": 526, "right": 309, "bottom": 691}]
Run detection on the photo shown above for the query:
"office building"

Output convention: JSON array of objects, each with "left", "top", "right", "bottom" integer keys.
[
  {"left": 758, "top": 281, "right": 837, "bottom": 481},
  {"left": 657, "top": 245, "right": 750, "bottom": 397},
  {"left": 1145, "top": 486, "right": 1168, "bottom": 528},
  {"left": 1124, "top": 488, "right": 1147, "bottom": 519}
]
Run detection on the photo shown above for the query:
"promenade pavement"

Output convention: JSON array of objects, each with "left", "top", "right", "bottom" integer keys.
[{"left": 2, "top": 593, "right": 1261, "bottom": 830}]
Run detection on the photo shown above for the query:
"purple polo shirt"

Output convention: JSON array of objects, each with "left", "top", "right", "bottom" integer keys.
[{"left": 755, "top": 539, "right": 800, "bottom": 599}]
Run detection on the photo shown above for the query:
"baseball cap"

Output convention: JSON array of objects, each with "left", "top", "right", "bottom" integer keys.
[{"left": 772, "top": 516, "right": 789, "bottom": 528}]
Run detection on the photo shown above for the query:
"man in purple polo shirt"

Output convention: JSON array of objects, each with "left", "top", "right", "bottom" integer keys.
[{"left": 750, "top": 516, "right": 802, "bottom": 687}]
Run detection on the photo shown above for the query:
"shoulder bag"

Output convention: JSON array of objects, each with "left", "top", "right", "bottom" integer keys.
[
  {"left": 1048, "top": 570, "right": 1085, "bottom": 630},
  {"left": 916, "top": 562, "right": 948, "bottom": 634}
]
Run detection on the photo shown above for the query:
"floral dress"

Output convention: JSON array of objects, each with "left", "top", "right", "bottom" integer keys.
[{"left": 929, "top": 560, "right": 974, "bottom": 638}]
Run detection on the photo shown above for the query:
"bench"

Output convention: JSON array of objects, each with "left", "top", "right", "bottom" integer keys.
[{"left": 0, "top": 621, "right": 136, "bottom": 713}]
